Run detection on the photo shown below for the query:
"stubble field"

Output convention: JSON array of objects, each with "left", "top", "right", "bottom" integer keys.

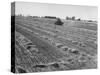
[{"left": 14, "top": 16, "right": 97, "bottom": 73}]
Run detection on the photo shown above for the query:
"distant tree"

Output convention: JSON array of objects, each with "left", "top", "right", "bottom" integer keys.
[
  {"left": 72, "top": 16, "right": 75, "bottom": 20},
  {"left": 66, "top": 16, "right": 75, "bottom": 20},
  {"left": 19, "top": 14, "right": 23, "bottom": 16},
  {"left": 66, "top": 16, "right": 72, "bottom": 20},
  {"left": 44, "top": 16, "right": 57, "bottom": 19},
  {"left": 88, "top": 20, "right": 93, "bottom": 22},
  {"left": 66, "top": 16, "right": 69, "bottom": 20},
  {"left": 33, "top": 16, "right": 39, "bottom": 18}
]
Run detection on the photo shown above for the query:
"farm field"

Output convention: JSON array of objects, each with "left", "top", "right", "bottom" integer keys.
[{"left": 14, "top": 16, "right": 97, "bottom": 73}]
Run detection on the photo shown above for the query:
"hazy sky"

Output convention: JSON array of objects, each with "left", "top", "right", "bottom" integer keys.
[{"left": 15, "top": 2, "right": 98, "bottom": 21}]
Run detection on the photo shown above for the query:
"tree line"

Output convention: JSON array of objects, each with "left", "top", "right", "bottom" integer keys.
[{"left": 15, "top": 15, "right": 94, "bottom": 27}]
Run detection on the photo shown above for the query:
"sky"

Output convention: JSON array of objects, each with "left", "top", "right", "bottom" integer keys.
[{"left": 15, "top": 2, "right": 98, "bottom": 21}]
